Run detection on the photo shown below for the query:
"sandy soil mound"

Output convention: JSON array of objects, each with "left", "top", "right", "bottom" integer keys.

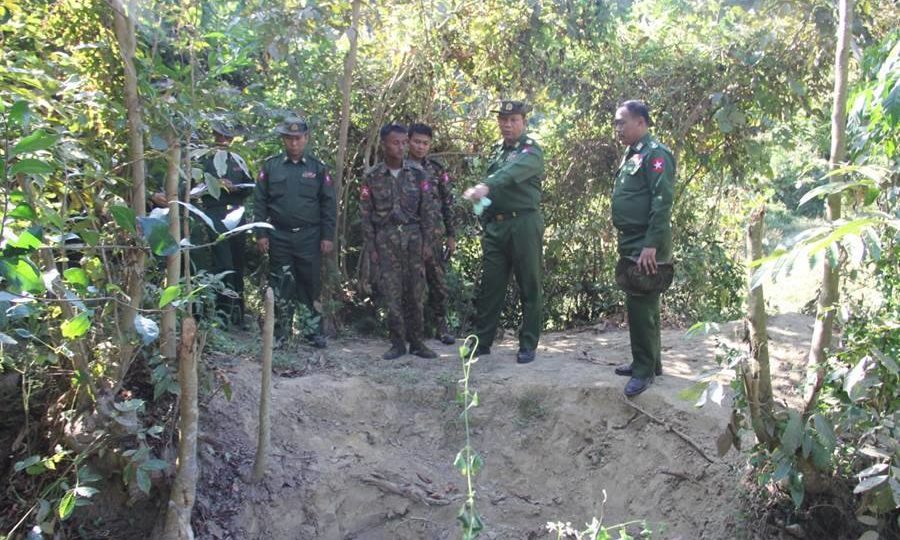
[{"left": 191, "top": 314, "right": 813, "bottom": 540}]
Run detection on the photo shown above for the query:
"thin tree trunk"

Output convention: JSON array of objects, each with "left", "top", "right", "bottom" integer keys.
[
  {"left": 253, "top": 288, "right": 275, "bottom": 482},
  {"left": 324, "top": 0, "right": 362, "bottom": 331},
  {"left": 160, "top": 316, "right": 199, "bottom": 540},
  {"left": 110, "top": 0, "right": 147, "bottom": 373},
  {"left": 806, "top": 0, "right": 852, "bottom": 407},
  {"left": 160, "top": 137, "right": 182, "bottom": 361},
  {"left": 745, "top": 206, "right": 775, "bottom": 447}
]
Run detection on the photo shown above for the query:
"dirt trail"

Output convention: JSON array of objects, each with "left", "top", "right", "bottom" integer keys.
[{"left": 192, "top": 314, "right": 813, "bottom": 540}]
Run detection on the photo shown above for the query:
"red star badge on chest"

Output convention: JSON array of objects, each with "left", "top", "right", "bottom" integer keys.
[
  {"left": 651, "top": 157, "right": 665, "bottom": 173},
  {"left": 360, "top": 185, "right": 371, "bottom": 200}
]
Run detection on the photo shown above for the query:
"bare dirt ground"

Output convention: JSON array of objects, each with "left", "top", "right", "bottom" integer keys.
[{"left": 190, "top": 314, "right": 814, "bottom": 540}]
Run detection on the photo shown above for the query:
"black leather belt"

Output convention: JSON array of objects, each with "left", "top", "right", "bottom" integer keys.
[{"left": 486, "top": 209, "right": 534, "bottom": 223}]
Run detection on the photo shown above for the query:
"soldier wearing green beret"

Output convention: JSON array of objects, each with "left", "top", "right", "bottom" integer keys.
[
  {"left": 611, "top": 100, "right": 676, "bottom": 397},
  {"left": 464, "top": 100, "right": 545, "bottom": 364},
  {"left": 253, "top": 116, "right": 336, "bottom": 348}
]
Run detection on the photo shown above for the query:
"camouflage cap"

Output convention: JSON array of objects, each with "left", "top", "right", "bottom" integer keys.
[
  {"left": 275, "top": 116, "right": 309, "bottom": 136},
  {"left": 615, "top": 257, "right": 675, "bottom": 296},
  {"left": 492, "top": 100, "right": 533, "bottom": 116},
  {"left": 210, "top": 121, "right": 236, "bottom": 138}
]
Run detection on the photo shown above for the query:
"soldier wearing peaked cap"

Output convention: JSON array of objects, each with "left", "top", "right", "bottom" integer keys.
[
  {"left": 611, "top": 100, "right": 676, "bottom": 397},
  {"left": 464, "top": 100, "right": 545, "bottom": 365},
  {"left": 253, "top": 116, "right": 337, "bottom": 349}
]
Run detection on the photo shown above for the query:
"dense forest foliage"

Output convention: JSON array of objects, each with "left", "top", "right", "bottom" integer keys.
[{"left": 0, "top": 0, "right": 897, "bottom": 538}]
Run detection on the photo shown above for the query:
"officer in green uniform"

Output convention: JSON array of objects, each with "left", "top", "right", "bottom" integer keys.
[
  {"left": 197, "top": 122, "right": 254, "bottom": 326},
  {"left": 253, "top": 117, "right": 336, "bottom": 348},
  {"left": 464, "top": 100, "right": 545, "bottom": 364},
  {"left": 407, "top": 123, "right": 456, "bottom": 345},
  {"left": 149, "top": 122, "right": 254, "bottom": 327},
  {"left": 611, "top": 100, "right": 675, "bottom": 397}
]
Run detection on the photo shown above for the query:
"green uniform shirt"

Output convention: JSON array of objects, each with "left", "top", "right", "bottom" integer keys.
[
  {"left": 611, "top": 133, "right": 675, "bottom": 261},
  {"left": 198, "top": 149, "right": 253, "bottom": 210},
  {"left": 253, "top": 151, "right": 337, "bottom": 240},
  {"left": 420, "top": 157, "right": 455, "bottom": 239},
  {"left": 483, "top": 133, "right": 544, "bottom": 215}
]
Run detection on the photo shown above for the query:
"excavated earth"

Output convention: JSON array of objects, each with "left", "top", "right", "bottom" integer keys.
[{"left": 190, "top": 314, "right": 813, "bottom": 540}]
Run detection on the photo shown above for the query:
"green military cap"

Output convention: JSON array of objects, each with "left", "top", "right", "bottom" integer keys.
[
  {"left": 492, "top": 100, "right": 533, "bottom": 116},
  {"left": 210, "top": 121, "right": 236, "bottom": 138},
  {"left": 275, "top": 116, "right": 309, "bottom": 136},
  {"left": 615, "top": 257, "right": 675, "bottom": 296}
]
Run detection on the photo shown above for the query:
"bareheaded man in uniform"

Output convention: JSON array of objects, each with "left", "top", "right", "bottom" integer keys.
[
  {"left": 360, "top": 124, "right": 439, "bottom": 360},
  {"left": 611, "top": 100, "right": 676, "bottom": 397},
  {"left": 407, "top": 123, "right": 457, "bottom": 345},
  {"left": 253, "top": 116, "right": 336, "bottom": 349},
  {"left": 464, "top": 100, "right": 545, "bottom": 364}
]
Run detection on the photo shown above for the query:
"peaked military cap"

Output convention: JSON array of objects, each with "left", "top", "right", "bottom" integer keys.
[
  {"left": 210, "top": 121, "right": 236, "bottom": 138},
  {"left": 615, "top": 257, "right": 675, "bottom": 296},
  {"left": 492, "top": 100, "right": 533, "bottom": 116},
  {"left": 275, "top": 116, "right": 309, "bottom": 136}
]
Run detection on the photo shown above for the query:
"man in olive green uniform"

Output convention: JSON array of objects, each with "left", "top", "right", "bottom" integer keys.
[
  {"left": 407, "top": 123, "right": 456, "bottom": 345},
  {"left": 150, "top": 122, "right": 253, "bottom": 327},
  {"left": 611, "top": 100, "right": 675, "bottom": 397},
  {"left": 360, "top": 124, "right": 438, "bottom": 360},
  {"left": 254, "top": 117, "right": 336, "bottom": 348},
  {"left": 464, "top": 100, "right": 545, "bottom": 364},
  {"left": 197, "top": 122, "right": 254, "bottom": 326}
]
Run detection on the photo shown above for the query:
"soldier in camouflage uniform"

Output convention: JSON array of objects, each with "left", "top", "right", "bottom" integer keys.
[
  {"left": 611, "top": 100, "right": 676, "bottom": 397},
  {"left": 253, "top": 116, "right": 336, "bottom": 349},
  {"left": 360, "top": 124, "right": 438, "bottom": 360},
  {"left": 407, "top": 123, "right": 456, "bottom": 345},
  {"left": 464, "top": 100, "right": 545, "bottom": 364}
]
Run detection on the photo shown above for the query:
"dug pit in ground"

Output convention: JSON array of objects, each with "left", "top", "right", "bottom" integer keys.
[{"left": 191, "top": 315, "right": 813, "bottom": 539}]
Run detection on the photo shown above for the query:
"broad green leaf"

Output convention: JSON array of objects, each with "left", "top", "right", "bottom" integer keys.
[
  {"left": 142, "top": 459, "right": 169, "bottom": 471},
  {"left": 63, "top": 268, "right": 89, "bottom": 289},
  {"left": 137, "top": 216, "right": 178, "bottom": 257},
  {"left": 135, "top": 467, "right": 151, "bottom": 494},
  {"left": 175, "top": 201, "right": 215, "bottom": 231},
  {"left": 221, "top": 206, "right": 245, "bottom": 230},
  {"left": 812, "top": 414, "right": 836, "bottom": 451},
  {"left": 110, "top": 205, "right": 137, "bottom": 233},
  {"left": 74, "top": 486, "right": 98, "bottom": 498},
  {"left": 780, "top": 410, "right": 803, "bottom": 454},
  {"left": 213, "top": 149, "right": 228, "bottom": 177},
  {"left": 797, "top": 179, "right": 876, "bottom": 208},
  {"left": 11, "top": 129, "right": 59, "bottom": 156},
  {"left": 10, "top": 158, "right": 53, "bottom": 176},
  {"left": 0, "top": 332, "right": 17, "bottom": 345},
  {"left": 134, "top": 314, "right": 159, "bottom": 345},
  {"left": 205, "top": 172, "right": 222, "bottom": 199},
  {"left": 844, "top": 356, "right": 875, "bottom": 401},
  {"left": 230, "top": 151, "right": 251, "bottom": 178},
  {"left": 9, "top": 100, "right": 31, "bottom": 128},
  {"left": 58, "top": 490, "right": 76, "bottom": 520},
  {"left": 216, "top": 221, "right": 274, "bottom": 239},
  {"left": 159, "top": 285, "right": 181, "bottom": 308},
  {"left": 113, "top": 399, "right": 145, "bottom": 413},
  {"left": 9, "top": 202, "right": 37, "bottom": 221},
  {"left": 854, "top": 474, "right": 888, "bottom": 494},
  {"left": 61, "top": 312, "right": 91, "bottom": 339},
  {"left": 858, "top": 463, "right": 889, "bottom": 478},
  {"left": 1, "top": 258, "right": 45, "bottom": 293}
]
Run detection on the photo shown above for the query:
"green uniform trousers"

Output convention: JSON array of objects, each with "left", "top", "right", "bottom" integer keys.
[
  {"left": 269, "top": 227, "right": 322, "bottom": 339},
  {"left": 475, "top": 211, "right": 544, "bottom": 350},
  {"left": 625, "top": 291, "right": 662, "bottom": 378}
]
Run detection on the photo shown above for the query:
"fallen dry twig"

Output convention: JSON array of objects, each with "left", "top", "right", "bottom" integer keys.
[
  {"left": 620, "top": 397, "right": 716, "bottom": 464},
  {"left": 361, "top": 471, "right": 451, "bottom": 506}
]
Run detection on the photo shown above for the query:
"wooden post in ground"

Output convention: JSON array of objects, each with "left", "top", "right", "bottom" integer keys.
[
  {"left": 253, "top": 287, "right": 275, "bottom": 482},
  {"left": 745, "top": 206, "right": 775, "bottom": 448},
  {"left": 159, "top": 316, "right": 199, "bottom": 540}
]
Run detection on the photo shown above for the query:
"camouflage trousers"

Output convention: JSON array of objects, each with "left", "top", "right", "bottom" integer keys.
[
  {"left": 375, "top": 224, "right": 426, "bottom": 345},
  {"left": 423, "top": 240, "right": 449, "bottom": 336}
]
